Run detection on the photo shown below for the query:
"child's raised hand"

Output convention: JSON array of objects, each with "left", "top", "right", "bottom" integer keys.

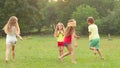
[
  {"left": 76, "top": 36, "right": 80, "bottom": 39},
  {"left": 17, "top": 34, "right": 23, "bottom": 41},
  {"left": 75, "top": 36, "right": 80, "bottom": 39},
  {"left": 20, "top": 37, "right": 23, "bottom": 41},
  {"left": 57, "top": 31, "right": 60, "bottom": 34},
  {"left": 60, "top": 30, "right": 64, "bottom": 34},
  {"left": 74, "top": 42, "right": 78, "bottom": 48}
]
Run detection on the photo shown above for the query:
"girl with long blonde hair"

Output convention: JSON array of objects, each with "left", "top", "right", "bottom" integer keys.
[
  {"left": 3, "top": 16, "right": 23, "bottom": 63},
  {"left": 59, "top": 19, "right": 79, "bottom": 63},
  {"left": 54, "top": 22, "right": 65, "bottom": 56}
]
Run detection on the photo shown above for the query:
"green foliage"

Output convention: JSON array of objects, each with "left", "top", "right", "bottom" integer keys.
[
  {"left": 98, "top": 1, "right": 120, "bottom": 35},
  {"left": 72, "top": 5, "right": 99, "bottom": 35},
  {"left": 41, "top": 3, "right": 58, "bottom": 24},
  {"left": 79, "top": 0, "right": 114, "bottom": 17},
  {"left": 0, "top": 0, "right": 43, "bottom": 34},
  {"left": 100, "top": 9, "right": 120, "bottom": 35},
  {"left": 0, "top": 0, "right": 120, "bottom": 35}
]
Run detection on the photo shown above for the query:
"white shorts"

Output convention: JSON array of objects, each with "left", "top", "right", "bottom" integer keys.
[{"left": 6, "top": 35, "right": 17, "bottom": 45}]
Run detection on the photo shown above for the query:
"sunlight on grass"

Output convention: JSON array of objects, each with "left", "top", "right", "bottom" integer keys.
[{"left": 0, "top": 36, "right": 120, "bottom": 68}]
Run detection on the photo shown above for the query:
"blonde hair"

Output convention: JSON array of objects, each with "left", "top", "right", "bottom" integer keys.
[
  {"left": 3, "top": 16, "right": 20, "bottom": 35},
  {"left": 54, "top": 22, "right": 65, "bottom": 37},
  {"left": 67, "top": 19, "right": 76, "bottom": 27}
]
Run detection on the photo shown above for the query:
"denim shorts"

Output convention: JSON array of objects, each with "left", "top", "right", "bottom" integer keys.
[{"left": 64, "top": 43, "right": 71, "bottom": 47}]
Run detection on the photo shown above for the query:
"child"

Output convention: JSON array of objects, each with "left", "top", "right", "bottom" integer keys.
[
  {"left": 54, "top": 22, "right": 65, "bottom": 56},
  {"left": 87, "top": 17, "right": 104, "bottom": 60},
  {"left": 59, "top": 19, "right": 79, "bottom": 63},
  {"left": 3, "top": 16, "right": 23, "bottom": 63}
]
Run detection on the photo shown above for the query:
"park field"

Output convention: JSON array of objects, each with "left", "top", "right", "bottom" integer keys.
[{"left": 0, "top": 35, "right": 120, "bottom": 68}]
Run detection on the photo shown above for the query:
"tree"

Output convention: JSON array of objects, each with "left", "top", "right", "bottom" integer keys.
[
  {"left": 100, "top": 1, "right": 120, "bottom": 35},
  {"left": 0, "top": 0, "right": 120, "bottom": 36},
  {"left": 79, "top": 0, "right": 114, "bottom": 17},
  {"left": 41, "top": 2, "right": 58, "bottom": 33},
  {"left": 72, "top": 5, "right": 99, "bottom": 35},
  {"left": 56, "top": 0, "right": 82, "bottom": 24},
  {"left": 0, "top": 0, "right": 43, "bottom": 35}
]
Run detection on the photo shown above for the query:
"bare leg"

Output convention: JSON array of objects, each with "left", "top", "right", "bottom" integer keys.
[
  {"left": 59, "top": 45, "right": 71, "bottom": 58},
  {"left": 58, "top": 47, "right": 61, "bottom": 56},
  {"left": 58, "top": 46, "right": 64, "bottom": 56},
  {"left": 59, "top": 46, "right": 70, "bottom": 61},
  {"left": 59, "top": 45, "right": 76, "bottom": 63},
  {"left": 59, "top": 52, "right": 70, "bottom": 59},
  {"left": 97, "top": 49, "right": 104, "bottom": 60},
  {"left": 90, "top": 47, "right": 97, "bottom": 55},
  {"left": 12, "top": 45, "right": 15, "bottom": 61},
  {"left": 71, "top": 49, "right": 76, "bottom": 64},
  {"left": 60, "top": 46, "right": 64, "bottom": 56},
  {"left": 5, "top": 44, "right": 11, "bottom": 63}
]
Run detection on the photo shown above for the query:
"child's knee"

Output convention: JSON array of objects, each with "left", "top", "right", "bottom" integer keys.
[
  {"left": 96, "top": 49, "right": 99, "bottom": 51},
  {"left": 67, "top": 51, "right": 71, "bottom": 54},
  {"left": 89, "top": 47, "right": 93, "bottom": 50},
  {"left": 69, "top": 50, "right": 74, "bottom": 54},
  {"left": 90, "top": 47, "right": 96, "bottom": 50},
  {"left": 59, "top": 49, "right": 63, "bottom": 52}
]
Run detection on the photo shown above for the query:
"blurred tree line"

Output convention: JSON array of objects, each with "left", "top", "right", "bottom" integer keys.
[{"left": 0, "top": 0, "right": 120, "bottom": 36}]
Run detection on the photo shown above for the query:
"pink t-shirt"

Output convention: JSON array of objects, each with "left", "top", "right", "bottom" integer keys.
[{"left": 64, "top": 35, "right": 72, "bottom": 44}]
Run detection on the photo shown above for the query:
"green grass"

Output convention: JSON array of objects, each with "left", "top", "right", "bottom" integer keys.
[{"left": 0, "top": 35, "right": 120, "bottom": 68}]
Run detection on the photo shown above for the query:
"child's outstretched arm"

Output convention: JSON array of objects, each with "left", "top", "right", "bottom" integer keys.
[
  {"left": 18, "top": 35, "right": 23, "bottom": 40},
  {"left": 73, "top": 33, "right": 80, "bottom": 39},
  {"left": 74, "top": 35, "right": 80, "bottom": 39},
  {"left": 16, "top": 33, "right": 23, "bottom": 40}
]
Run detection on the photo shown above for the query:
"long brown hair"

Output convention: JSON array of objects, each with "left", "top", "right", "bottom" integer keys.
[
  {"left": 64, "top": 19, "right": 76, "bottom": 37},
  {"left": 3, "top": 16, "right": 20, "bottom": 35},
  {"left": 64, "top": 26, "right": 75, "bottom": 37}
]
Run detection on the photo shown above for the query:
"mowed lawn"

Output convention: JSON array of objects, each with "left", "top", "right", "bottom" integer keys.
[{"left": 0, "top": 35, "right": 120, "bottom": 68}]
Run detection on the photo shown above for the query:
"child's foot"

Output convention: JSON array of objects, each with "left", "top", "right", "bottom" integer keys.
[
  {"left": 58, "top": 56, "right": 63, "bottom": 62},
  {"left": 94, "top": 51, "right": 97, "bottom": 55},
  {"left": 5, "top": 60, "right": 8, "bottom": 63},
  {"left": 101, "top": 57, "right": 104, "bottom": 60},
  {"left": 72, "top": 61, "right": 77, "bottom": 64}
]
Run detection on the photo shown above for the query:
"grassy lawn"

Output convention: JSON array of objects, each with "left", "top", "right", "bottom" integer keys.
[{"left": 0, "top": 35, "right": 120, "bottom": 68}]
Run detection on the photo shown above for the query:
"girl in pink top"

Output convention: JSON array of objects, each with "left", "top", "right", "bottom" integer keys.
[
  {"left": 64, "top": 35, "right": 72, "bottom": 44},
  {"left": 59, "top": 19, "right": 79, "bottom": 63}
]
